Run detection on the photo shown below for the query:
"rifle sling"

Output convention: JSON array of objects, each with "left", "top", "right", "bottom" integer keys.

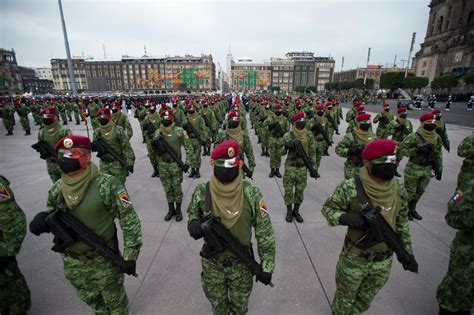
[
  {"left": 204, "top": 182, "right": 212, "bottom": 217},
  {"left": 354, "top": 176, "right": 371, "bottom": 210}
]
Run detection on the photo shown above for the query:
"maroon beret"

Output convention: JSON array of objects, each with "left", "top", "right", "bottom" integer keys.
[
  {"left": 293, "top": 111, "right": 305, "bottom": 122},
  {"left": 274, "top": 104, "right": 282, "bottom": 110},
  {"left": 356, "top": 113, "right": 371, "bottom": 121},
  {"left": 40, "top": 107, "right": 56, "bottom": 116},
  {"left": 316, "top": 105, "right": 325, "bottom": 111},
  {"left": 211, "top": 139, "right": 240, "bottom": 162},
  {"left": 56, "top": 135, "right": 92, "bottom": 152},
  {"left": 420, "top": 113, "right": 435, "bottom": 122},
  {"left": 356, "top": 106, "right": 365, "bottom": 112},
  {"left": 397, "top": 108, "right": 407, "bottom": 114},
  {"left": 383, "top": 103, "right": 390, "bottom": 109},
  {"left": 97, "top": 107, "right": 111, "bottom": 119},
  {"left": 432, "top": 109, "right": 441, "bottom": 115},
  {"left": 227, "top": 111, "right": 240, "bottom": 122},
  {"left": 362, "top": 139, "right": 397, "bottom": 161},
  {"left": 160, "top": 110, "right": 174, "bottom": 121}
]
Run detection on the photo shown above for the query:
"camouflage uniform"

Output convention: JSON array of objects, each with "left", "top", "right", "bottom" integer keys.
[
  {"left": 187, "top": 181, "right": 276, "bottom": 315},
  {"left": 88, "top": 101, "right": 101, "bottom": 130},
  {"left": 56, "top": 101, "right": 68, "bottom": 125},
  {"left": 39, "top": 123, "right": 73, "bottom": 183},
  {"left": 265, "top": 114, "right": 289, "bottom": 171},
  {"left": 46, "top": 171, "right": 143, "bottom": 315},
  {"left": 436, "top": 179, "right": 474, "bottom": 314},
  {"left": 373, "top": 110, "right": 393, "bottom": 139},
  {"left": 72, "top": 101, "right": 81, "bottom": 125},
  {"left": 215, "top": 129, "right": 256, "bottom": 175},
  {"left": 66, "top": 101, "right": 73, "bottom": 121},
  {"left": 388, "top": 118, "right": 413, "bottom": 164},
  {"left": 435, "top": 119, "right": 450, "bottom": 152},
  {"left": 93, "top": 125, "right": 135, "bottom": 184},
  {"left": 308, "top": 115, "right": 331, "bottom": 171},
  {"left": 112, "top": 111, "right": 133, "bottom": 140},
  {"left": 335, "top": 131, "right": 376, "bottom": 179},
  {"left": 201, "top": 106, "right": 219, "bottom": 143},
  {"left": 2, "top": 103, "right": 15, "bottom": 134},
  {"left": 172, "top": 106, "right": 186, "bottom": 128},
  {"left": 0, "top": 176, "right": 31, "bottom": 315},
  {"left": 321, "top": 178, "right": 413, "bottom": 315},
  {"left": 456, "top": 134, "right": 474, "bottom": 188},
  {"left": 184, "top": 114, "right": 209, "bottom": 171},
  {"left": 16, "top": 103, "right": 31, "bottom": 134},
  {"left": 141, "top": 113, "right": 161, "bottom": 175}
]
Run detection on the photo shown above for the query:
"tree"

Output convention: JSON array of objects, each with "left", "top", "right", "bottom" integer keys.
[
  {"left": 380, "top": 72, "right": 405, "bottom": 89},
  {"left": 403, "top": 76, "right": 429, "bottom": 96},
  {"left": 431, "top": 75, "right": 459, "bottom": 91},
  {"left": 462, "top": 72, "right": 474, "bottom": 85},
  {"left": 269, "top": 86, "right": 281, "bottom": 92}
]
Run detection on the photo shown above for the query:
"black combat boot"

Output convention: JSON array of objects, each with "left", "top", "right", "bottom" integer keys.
[
  {"left": 63, "top": 121, "right": 67, "bottom": 125},
  {"left": 265, "top": 148, "right": 270, "bottom": 157},
  {"left": 194, "top": 168, "right": 201, "bottom": 178},
  {"left": 257, "top": 136, "right": 261, "bottom": 144},
  {"left": 269, "top": 168, "right": 275, "bottom": 178},
  {"left": 188, "top": 168, "right": 196, "bottom": 178},
  {"left": 6, "top": 130, "right": 13, "bottom": 136},
  {"left": 151, "top": 166, "right": 159, "bottom": 178},
  {"left": 142, "top": 137, "right": 146, "bottom": 143},
  {"left": 164, "top": 202, "right": 175, "bottom": 221},
  {"left": 25, "top": 129, "right": 31, "bottom": 136},
  {"left": 175, "top": 202, "right": 183, "bottom": 221},
  {"left": 202, "top": 147, "right": 206, "bottom": 156},
  {"left": 323, "top": 149, "right": 329, "bottom": 156},
  {"left": 293, "top": 204, "right": 304, "bottom": 223},
  {"left": 285, "top": 204, "right": 293, "bottom": 223},
  {"left": 394, "top": 171, "right": 402, "bottom": 177},
  {"left": 275, "top": 168, "right": 282, "bottom": 178},
  {"left": 75, "top": 121, "right": 80, "bottom": 125},
  {"left": 438, "top": 305, "right": 458, "bottom": 315},
  {"left": 412, "top": 202, "right": 422, "bottom": 220},
  {"left": 261, "top": 148, "right": 266, "bottom": 156}
]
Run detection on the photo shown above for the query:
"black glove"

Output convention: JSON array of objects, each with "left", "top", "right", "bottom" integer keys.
[
  {"left": 29, "top": 211, "right": 51, "bottom": 236},
  {"left": 399, "top": 255, "right": 418, "bottom": 273},
  {"left": 379, "top": 116, "right": 388, "bottom": 124},
  {"left": 348, "top": 144, "right": 363, "bottom": 156},
  {"left": 121, "top": 260, "right": 136, "bottom": 275},
  {"left": 146, "top": 123, "right": 156, "bottom": 135},
  {"left": 267, "top": 123, "right": 275, "bottom": 131},
  {"left": 395, "top": 125, "right": 404, "bottom": 132},
  {"left": 435, "top": 171, "right": 442, "bottom": 181},
  {"left": 0, "top": 256, "right": 14, "bottom": 273},
  {"left": 188, "top": 219, "right": 203, "bottom": 240},
  {"left": 256, "top": 271, "right": 272, "bottom": 286},
  {"left": 310, "top": 170, "right": 319, "bottom": 179},
  {"left": 246, "top": 170, "right": 254, "bottom": 179},
  {"left": 339, "top": 213, "right": 367, "bottom": 229},
  {"left": 285, "top": 141, "right": 297, "bottom": 150},
  {"left": 126, "top": 165, "right": 134, "bottom": 174},
  {"left": 415, "top": 143, "right": 433, "bottom": 154},
  {"left": 183, "top": 123, "right": 193, "bottom": 134},
  {"left": 446, "top": 144, "right": 450, "bottom": 153}
]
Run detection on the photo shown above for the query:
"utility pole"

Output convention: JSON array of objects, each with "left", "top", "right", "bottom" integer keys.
[
  {"left": 58, "top": 0, "right": 77, "bottom": 95},
  {"left": 363, "top": 47, "right": 371, "bottom": 85},
  {"left": 393, "top": 54, "right": 397, "bottom": 68},
  {"left": 405, "top": 32, "right": 416, "bottom": 78}
]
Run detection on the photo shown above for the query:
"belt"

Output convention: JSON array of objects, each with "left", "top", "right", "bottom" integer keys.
[
  {"left": 409, "top": 159, "right": 431, "bottom": 167},
  {"left": 64, "top": 238, "right": 116, "bottom": 262},
  {"left": 287, "top": 162, "right": 305, "bottom": 168},
  {"left": 100, "top": 155, "right": 115, "bottom": 163},
  {"left": 344, "top": 238, "right": 393, "bottom": 262},
  {"left": 210, "top": 255, "right": 242, "bottom": 268}
]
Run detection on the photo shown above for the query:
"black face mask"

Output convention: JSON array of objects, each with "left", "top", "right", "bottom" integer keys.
[
  {"left": 371, "top": 163, "right": 397, "bottom": 181},
  {"left": 112, "top": 108, "right": 119, "bottom": 113},
  {"left": 162, "top": 120, "right": 172, "bottom": 127},
  {"left": 203, "top": 105, "right": 208, "bottom": 109},
  {"left": 149, "top": 109, "right": 156, "bottom": 114},
  {"left": 43, "top": 118, "right": 54, "bottom": 125},
  {"left": 275, "top": 112, "right": 282, "bottom": 116},
  {"left": 188, "top": 110, "right": 195, "bottom": 115},
  {"left": 360, "top": 123, "right": 371, "bottom": 131},
  {"left": 295, "top": 121, "right": 306, "bottom": 130},
  {"left": 214, "top": 166, "right": 240, "bottom": 184},
  {"left": 317, "top": 111, "right": 324, "bottom": 116},
  {"left": 384, "top": 109, "right": 390, "bottom": 112},
  {"left": 228, "top": 121, "right": 239, "bottom": 129},
  {"left": 58, "top": 157, "right": 81, "bottom": 174},
  {"left": 424, "top": 123, "right": 436, "bottom": 131},
  {"left": 400, "top": 114, "right": 407, "bottom": 119},
  {"left": 99, "top": 118, "right": 109, "bottom": 125},
  {"left": 435, "top": 115, "right": 441, "bottom": 121}
]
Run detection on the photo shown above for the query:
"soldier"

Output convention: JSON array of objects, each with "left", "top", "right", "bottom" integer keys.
[
  {"left": 345, "top": 100, "right": 362, "bottom": 123},
  {"left": 373, "top": 103, "right": 393, "bottom": 139},
  {"left": 31, "top": 99, "right": 42, "bottom": 126},
  {"left": 187, "top": 140, "right": 275, "bottom": 315},
  {"left": 346, "top": 105, "right": 366, "bottom": 134},
  {"left": 29, "top": 135, "right": 142, "bottom": 315},
  {"left": 445, "top": 95, "right": 452, "bottom": 111},
  {"left": 325, "top": 102, "right": 338, "bottom": 141},
  {"left": 436, "top": 179, "right": 474, "bottom": 315},
  {"left": 56, "top": 98, "right": 68, "bottom": 125},
  {"left": 283, "top": 112, "right": 318, "bottom": 223},
  {"left": 134, "top": 101, "right": 147, "bottom": 143},
  {"left": 111, "top": 102, "right": 133, "bottom": 140},
  {"left": 72, "top": 98, "right": 81, "bottom": 125},
  {"left": 171, "top": 99, "right": 186, "bottom": 127},
  {"left": 322, "top": 139, "right": 417, "bottom": 315},
  {"left": 0, "top": 175, "right": 31, "bottom": 315},
  {"left": 336, "top": 113, "right": 377, "bottom": 179},
  {"left": 333, "top": 99, "right": 343, "bottom": 135},
  {"left": 2, "top": 98, "right": 15, "bottom": 135},
  {"left": 215, "top": 111, "right": 255, "bottom": 179},
  {"left": 309, "top": 104, "right": 332, "bottom": 173},
  {"left": 141, "top": 104, "right": 161, "bottom": 177},
  {"left": 36, "top": 107, "right": 73, "bottom": 183},
  {"left": 265, "top": 104, "right": 289, "bottom": 178},
  {"left": 183, "top": 103, "right": 209, "bottom": 179},
  {"left": 65, "top": 98, "right": 73, "bottom": 122},
  {"left": 256, "top": 103, "right": 271, "bottom": 156},
  {"left": 432, "top": 109, "right": 450, "bottom": 152},
  {"left": 456, "top": 133, "right": 474, "bottom": 188},
  {"left": 201, "top": 100, "right": 219, "bottom": 155},
  {"left": 16, "top": 99, "right": 31, "bottom": 135},
  {"left": 93, "top": 108, "right": 135, "bottom": 184},
  {"left": 87, "top": 98, "right": 101, "bottom": 130},
  {"left": 152, "top": 110, "right": 189, "bottom": 221},
  {"left": 388, "top": 107, "right": 413, "bottom": 176},
  {"left": 399, "top": 113, "right": 443, "bottom": 220}
]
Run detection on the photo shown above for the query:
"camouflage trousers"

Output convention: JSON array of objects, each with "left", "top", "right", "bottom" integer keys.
[
  {"left": 327, "top": 126, "right": 335, "bottom": 142},
  {"left": 46, "top": 159, "right": 62, "bottom": 183},
  {"left": 59, "top": 112, "right": 68, "bottom": 125},
  {"left": 62, "top": 255, "right": 128, "bottom": 315},
  {"left": 99, "top": 160, "right": 128, "bottom": 184},
  {"left": 91, "top": 118, "right": 99, "bottom": 130},
  {"left": 158, "top": 161, "right": 183, "bottom": 202},
  {"left": 19, "top": 116, "right": 30, "bottom": 131},
  {"left": 332, "top": 251, "right": 392, "bottom": 315},
  {"left": 3, "top": 117, "right": 14, "bottom": 132},
  {"left": 201, "top": 257, "right": 253, "bottom": 315},
  {"left": 269, "top": 137, "right": 284, "bottom": 169},
  {"left": 186, "top": 138, "right": 202, "bottom": 168},
  {"left": 436, "top": 237, "right": 474, "bottom": 312},
  {"left": 73, "top": 110, "right": 81, "bottom": 124},
  {"left": 258, "top": 127, "right": 269, "bottom": 149},
  {"left": 146, "top": 141, "right": 159, "bottom": 168},
  {"left": 66, "top": 110, "right": 72, "bottom": 121},
  {"left": 403, "top": 162, "right": 432, "bottom": 203},
  {"left": 314, "top": 140, "right": 326, "bottom": 171},
  {"left": 344, "top": 162, "right": 362, "bottom": 180},
  {"left": 0, "top": 258, "right": 31, "bottom": 315},
  {"left": 376, "top": 126, "right": 390, "bottom": 139},
  {"left": 283, "top": 166, "right": 308, "bottom": 205},
  {"left": 33, "top": 112, "right": 42, "bottom": 125},
  {"left": 457, "top": 160, "right": 473, "bottom": 189}
]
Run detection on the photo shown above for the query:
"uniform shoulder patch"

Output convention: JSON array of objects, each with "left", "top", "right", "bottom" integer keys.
[
  {"left": 0, "top": 183, "right": 11, "bottom": 201},
  {"left": 183, "top": 130, "right": 189, "bottom": 140},
  {"left": 117, "top": 187, "right": 132, "bottom": 208},
  {"left": 451, "top": 190, "right": 463, "bottom": 203},
  {"left": 258, "top": 197, "right": 268, "bottom": 217}
]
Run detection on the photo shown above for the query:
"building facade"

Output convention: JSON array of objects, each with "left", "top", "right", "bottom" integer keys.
[
  {"left": 413, "top": 0, "right": 474, "bottom": 84},
  {"left": 0, "top": 48, "right": 23, "bottom": 95},
  {"left": 270, "top": 57, "right": 294, "bottom": 92},
  {"left": 334, "top": 65, "right": 404, "bottom": 89},
  {"left": 34, "top": 67, "right": 53, "bottom": 80},
  {"left": 51, "top": 58, "right": 88, "bottom": 92},
  {"left": 231, "top": 59, "right": 272, "bottom": 91}
]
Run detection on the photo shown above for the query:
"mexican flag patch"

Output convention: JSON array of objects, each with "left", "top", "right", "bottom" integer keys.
[
  {"left": 259, "top": 198, "right": 268, "bottom": 217},
  {"left": 0, "top": 184, "right": 11, "bottom": 201},
  {"left": 117, "top": 188, "right": 131, "bottom": 208},
  {"left": 451, "top": 191, "right": 463, "bottom": 203}
]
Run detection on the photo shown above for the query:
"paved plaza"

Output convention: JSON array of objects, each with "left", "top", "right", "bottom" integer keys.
[{"left": 1, "top": 103, "right": 472, "bottom": 314}]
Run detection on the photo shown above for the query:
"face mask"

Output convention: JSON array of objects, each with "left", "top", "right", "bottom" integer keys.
[
  {"left": 99, "top": 118, "right": 109, "bottom": 125},
  {"left": 295, "top": 121, "right": 306, "bottom": 130},
  {"left": 149, "top": 109, "right": 156, "bottom": 114},
  {"left": 424, "top": 123, "right": 436, "bottom": 131},
  {"left": 275, "top": 112, "right": 282, "bottom": 116},
  {"left": 188, "top": 110, "right": 195, "bottom": 115},
  {"left": 214, "top": 166, "right": 240, "bottom": 184},
  {"left": 112, "top": 108, "right": 118, "bottom": 113},
  {"left": 58, "top": 157, "right": 81, "bottom": 174},
  {"left": 371, "top": 163, "right": 397, "bottom": 181},
  {"left": 203, "top": 105, "right": 208, "bottom": 108},
  {"left": 228, "top": 120, "right": 239, "bottom": 129},
  {"left": 360, "top": 123, "right": 371, "bottom": 131},
  {"left": 384, "top": 109, "right": 390, "bottom": 112},
  {"left": 43, "top": 118, "right": 54, "bottom": 125},
  {"left": 400, "top": 114, "right": 407, "bottom": 119},
  {"left": 162, "top": 120, "right": 172, "bottom": 127},
  {"left": 317, "top": 111, "right": 324, "bottom": 116},
  {"left": 435, "top": 115, "right": 441, "bottom": 121}
]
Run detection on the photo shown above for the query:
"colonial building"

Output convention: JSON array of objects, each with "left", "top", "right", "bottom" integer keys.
[
  {"left": 413, "top": 0, "right": 474, "bottom": 84},
  {"left": 334, "top": 65, "right": 404, "bottom": 89},
  {"left": 231, "top": 59, "right": 272, "bottom": 91},
  {"left": 51, "top": 58, "right": 88, "bottom": 92},
  {"left": 33, "top": 67, "right": 53, "bottom": 80},
  {"left": 270, "top": 57, "right": 294, "bottom": 92},
  {"left": 0, "top": 48, "right": 23, "bottom": 95}
]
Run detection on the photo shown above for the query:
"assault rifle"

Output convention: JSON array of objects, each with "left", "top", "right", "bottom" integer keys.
[
  {"left": 416, "top": 133, "right": 441, "bottom": 179},
  {"left": 294, "top": 140, "right": 319, "bottom": 179},
  {"left": 311, "top": 123, "right": 332, "bottom": 146},
  {"left": 152, "top": 136, "right": 189, "bottom": 173},
  {"left": 326, "top": 114, "right": 338, "bottom": 134},
  {"left": 32, "top": 140, "right": 57, "bottom": 160},
  {"left": 184, "top": 123, "right": 206, "bottom": 146},
  {"left": 269, "top": 121, "right": 285, "bottom": 138},
  {"left": 92, "top": 137, "right": 132, "bottom": 174}
]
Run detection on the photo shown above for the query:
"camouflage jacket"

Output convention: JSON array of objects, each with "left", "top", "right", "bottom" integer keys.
[
  {"left": 0, "top": 176, "right": 27, "bottom": 257},
  {"left": 399, "top": 130, "right": 443, "bottom": 172},
  {"left": 187, "top": 181, "right": 276, "bottom": 273},
  {"left": 215, "top": 130, "right": 256, "bottom": 169},
  {"left": 446, "top": 179, "right": 474, "bottom": 244},
  {"left": 388, "top": 119, "right": 413, "bottom": 142},
  {"left": 93, "top": 125, "right": 135, "bottom": 166},
  {"left": 335, "top": 131, "right": 376, "bottom": 162},
  {"left": 283, "top": 130, "right": 317, "bottom": 166},
  {"left": 112, "top": 111, "right": 133, "bottom": 139},
  {"left": 46, "top": 171, "right": 143, "bottom": 260},
  {"left": 457, "top": 134, "right": 474, "bottom": 160}
]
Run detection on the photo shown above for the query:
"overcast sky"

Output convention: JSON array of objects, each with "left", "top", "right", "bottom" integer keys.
[{"left": 1, "top": 0, "right": 430, "bottom": 71}]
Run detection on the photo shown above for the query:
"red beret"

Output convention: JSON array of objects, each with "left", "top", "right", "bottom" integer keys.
[
  {"left": 160, "top": 110, "right": 174, "bottom": 121},
  {"left": 40, "top": 107, "right": 56, "bottom": 116},
  {"left": 295, "top": 99, "right": 301, "bottom": 105},
  {"left": 356, "top": 113, "right": 371, "bottom": 121},
  {"left": 420, "top": 113, "right": 435, "bottom": 122},
  {"left": 354, "top": 100, "right": 363, "bottom": 106},
  {"left": 362, "top": 139, "right": 397, "bottom": 161},
  {"left": 293, "top": 111, "right": 305, "bottom": 122},
  {"left": 397, "top": 108, "right": 407, "bottom": 114},
  {"left": 356, "top": 106, "right": 365, "bottom": 112},
  {"left": 97, "top": 107, "right": 111, "bottom": 119},
  {"left": 187, "top": 103, "right": 196, "bottom": 111},
  {"left": 56, "top": 135, "right": 92, "bottom": 152},
  {"left": 274, "top": 104, "right": 282, "bottom": 110},
  {"left": 316, "top": 105, "right": 325, "bottom": 111},
  {"left": 211, "top": 139, "right": 240, "bottom": 162},
  {"left": 325, "top": 102, "right": 333, "bottom": 108},
  {"left": 432, "top": 109, "right": 441, "bottom": 115},
  {"left": 383, "top": 103, "right": 390, "bottom": 109},
  {"left": 227, "top": 111, "right": 240, "bottom": 122}
]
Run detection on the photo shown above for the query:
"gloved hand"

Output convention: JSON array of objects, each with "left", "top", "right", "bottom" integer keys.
[
  {"left": 285, "top": 141, "right": 297, "bottom": 150},
  {"left": 146, "top": 123, "right": 156, "bottom": 135},
  {"left": 126, "top": 165, "right": 134, "bottom": 174},
  {"left": 399, "top": 255, "right": 418, "bottom": 273},
  {"left": 339, "top": 213, "right": 367, "bottom": 229},
  {"left": 0, "top": 256, "right": 14, "bottom": 273},
  {"left": 435, "top": 171, "right": 442, "bottom": 181},
  {"left": 246, "top": 170, "right": 254, "bottom": 179},
  {"left": 121, "top": 260, "right": 136, "bottom": 275},
  {"left": 446, "top": 144, "right": 450, "bottom": 153},
  {"left": 348, "top": 144, "right": 363, "bottom": 156},
  {"left": 310, "top": 170, "right": 319, "bottom": 179},
  {"left": 188, "top": 219, "right": 203, "bottom": 240},
  {"left": 29, "top": 211, "right": 51, "bottom": 236},
  {"left": 415, "top": 143, "right": 433, "bottom": 154},
  {"left": 256, "top": 271, "right": 272, "bottom": 286}
]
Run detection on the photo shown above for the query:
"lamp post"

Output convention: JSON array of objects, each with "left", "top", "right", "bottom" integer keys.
[{"left": 58, "top": 0, "right": 77, "bottom": 95}]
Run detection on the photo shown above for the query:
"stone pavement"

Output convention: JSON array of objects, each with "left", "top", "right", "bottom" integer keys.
[{"left": 0, "top": 104, "right": 472, "bottom": 314}]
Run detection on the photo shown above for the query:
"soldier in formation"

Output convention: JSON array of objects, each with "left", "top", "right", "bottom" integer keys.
[{"left": 373, "top": 103, "right": 393, "bottom": 139}]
